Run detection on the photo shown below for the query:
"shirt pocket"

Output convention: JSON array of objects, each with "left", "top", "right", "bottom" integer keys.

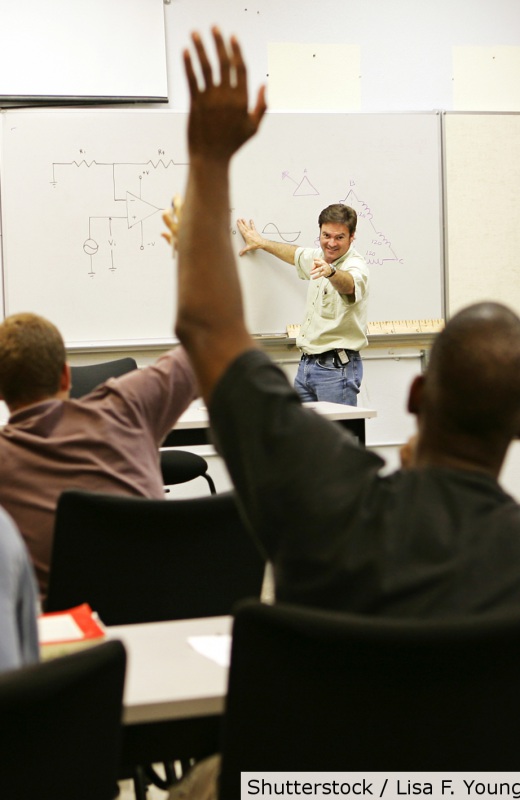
[{"left": 319, "top": 284, "right": 338, "bottom": 320}]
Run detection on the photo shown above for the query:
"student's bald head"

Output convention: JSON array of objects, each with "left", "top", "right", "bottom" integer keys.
[{"left": 421, "top": 302, "right": 520, "bottom": 447}]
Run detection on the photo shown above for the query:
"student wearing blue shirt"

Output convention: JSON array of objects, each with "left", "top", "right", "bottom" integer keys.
[{"left": 0, "top": 506, "right": 39, "bottom": 671}]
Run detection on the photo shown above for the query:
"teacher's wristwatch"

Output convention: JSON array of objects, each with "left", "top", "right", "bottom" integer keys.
[{"left": 328, "top": 265, "right": 337, "bottom": 278}]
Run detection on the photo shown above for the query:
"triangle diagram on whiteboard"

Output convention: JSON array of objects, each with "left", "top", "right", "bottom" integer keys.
[
  {"left": 126, "top": 192, "right": 161, "bottom": 228},
  {"left": 293, "top": 176, "right": 319, "bottom": 196}
]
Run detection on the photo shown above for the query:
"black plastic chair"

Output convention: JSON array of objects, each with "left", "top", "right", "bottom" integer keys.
[
  {"left": 46, "top": 489, "right": 265, "bottom": 798},
  {"left": 218, "top": 600, "right": 520, "bottom": 799},
  {"left": 160, "top": 447, "right": 216, "bottom": 494},
  {"left": 0, "top": 640, "right": 126, "bottom": 800},
  {"left": 47, "top": 489, "right": 265, "bottom": 623},
  {"left": 69, "top": 357, "right": 138, "bottom": 398}
]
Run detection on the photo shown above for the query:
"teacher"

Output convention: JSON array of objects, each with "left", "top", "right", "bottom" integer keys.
[{"left": 237, "top": 204, "right": 370, "bottom": 406}]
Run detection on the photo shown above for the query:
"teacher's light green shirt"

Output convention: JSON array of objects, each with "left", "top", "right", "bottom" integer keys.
[{"left": 294, "top": 244, "right": 370, "bottom": 354}]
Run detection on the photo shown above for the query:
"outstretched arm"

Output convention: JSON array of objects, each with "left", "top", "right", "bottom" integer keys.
[{"left": 164, "top": 28, "right": 267, "bottom": 404}]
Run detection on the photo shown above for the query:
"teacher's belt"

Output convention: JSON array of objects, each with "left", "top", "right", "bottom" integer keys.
[{"left": 300, "top": 349, "right": 359, "bottom": 367}]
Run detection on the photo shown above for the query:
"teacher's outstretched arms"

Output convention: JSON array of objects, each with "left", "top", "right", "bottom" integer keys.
[{"left": 163, "top": 27, "right": 267, "bottom": 403}]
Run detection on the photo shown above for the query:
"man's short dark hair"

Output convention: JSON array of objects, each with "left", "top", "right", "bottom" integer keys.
[{"left": 318, "top": 204, "right": 357, "bottom": 236}]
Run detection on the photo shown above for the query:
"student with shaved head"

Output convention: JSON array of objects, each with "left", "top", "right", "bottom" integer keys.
[
  {"left": 163, "top": 26, "right": 520, "bottom": 799},
  {"left": 163, "top": 27, "right": 520, "bottom": 618}
]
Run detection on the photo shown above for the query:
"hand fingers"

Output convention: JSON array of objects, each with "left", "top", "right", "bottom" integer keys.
[
  {"left": 162, "top": 209, "right": 174, "bottom": 231},
  {"left": 230, "top": 35, "right": 247, "bottom": 95},
  {"left": 237, "top": 218, "right": 255, "bottom": 233},
  {"left": 229, "top": 34, "right": 267, "bottom": 134},
  {"left": 162, "top": 203, "right": 182, "bottom": 253},
  {"left": 251, "top": 85, "right": 268, "bottom": 131},
  {"left": 212, "top": 27, "right": 231, "bottom": 87},
  {"left": 172, "top": 194, "right": 183, "bottom": 220},
  {"left": 183, "top": 49, "right": 199, "bottom": 100},
  {"left": 163, "top": 197, "right": 182, "bottom": 223},
  {"left": 191, "top": 31, "right": 214, "bottom": 89}
]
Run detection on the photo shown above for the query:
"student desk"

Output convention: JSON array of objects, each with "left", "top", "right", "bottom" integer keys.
[
  {"left": 168, "top": 400, "right": 377, "bottom": 447},
  {"left": 106, "top": 616, "right": 231, "bottom": 774}
]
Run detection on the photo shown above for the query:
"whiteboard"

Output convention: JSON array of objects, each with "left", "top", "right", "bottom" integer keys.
[
  {"left": 0, "top": 0, "right": 168, "bottom": 102},
  {"left": 0, "top": 109, "right": 443, "bottom": 345},
  {"left": 444, "top": 113, "right": 520, "bottom": 317}
]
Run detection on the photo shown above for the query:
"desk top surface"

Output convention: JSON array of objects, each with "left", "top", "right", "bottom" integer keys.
[
  {"left": 106, "top": 615, "right": 232, "bottom": 725},
  {"left": 174, "top": 400, "right": 377, "bottom": 430},
  {"left": 0, "top": 399, "right": 376, "bottom": 430}
]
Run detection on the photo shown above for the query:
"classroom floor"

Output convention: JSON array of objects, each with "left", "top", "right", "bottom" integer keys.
[
  {"left": 118, "top": 775, "right": 169, "bottom": 800},
  {"left": 118, "top": 761, "right": 186, "bottom": 800}
]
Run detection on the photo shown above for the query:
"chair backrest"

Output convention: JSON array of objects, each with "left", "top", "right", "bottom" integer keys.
[
  {"left": 69, "top": 357, "right": 138, "bottom": 399},
  {"left": 0, "top": 639, "right": 126, "bottom": 800},
  {"left": 160, "top": 448, "right": 217, "bottom": 493},
  {"left": 46, "top": 490, "right": 266, "bottom": 625},
  {"left": 218, "top": 600, "right": 520, "bottom": 798}
]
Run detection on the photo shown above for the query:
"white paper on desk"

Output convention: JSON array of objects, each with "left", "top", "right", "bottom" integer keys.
[
  {"left": 188, "top": 634, "right": 232, "bottom": 667},
  {"left": 38, "top": 615, "right": 83, "bottom": 643}
]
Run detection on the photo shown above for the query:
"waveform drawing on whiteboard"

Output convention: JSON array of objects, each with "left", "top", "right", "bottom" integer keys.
[
  {"left": 50, "top": 156, "right": 188, "bottom": 277},
  {"left": 340, "top": 183, "right": 404, "bottom": 267},
  {"left": 261, "top": 222, "right": 302, "bottom": 243}
]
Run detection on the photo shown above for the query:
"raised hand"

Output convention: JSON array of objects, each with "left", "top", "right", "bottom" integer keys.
[
  {"left": 184, "top": 27, "right": 267, "bottom": 161},
  {"left": 161, "top": 194, "right": 183, "bottom": 254}
]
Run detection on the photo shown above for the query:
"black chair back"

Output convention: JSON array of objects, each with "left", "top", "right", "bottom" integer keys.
[
  {"left": 69, "top": 357, "right": 138, "bottom": 398},
  {"left": 218, "top": 600, "right": 520, "bottom": 799},
  {"left": 46, "top": 490, "right": 266, "bottom": 625},
  {"left": 0, "top": 640, "right": 126, "bottom": 800},
  {"left": 160, "top": 448, "right": 216, "bottom": 494}
]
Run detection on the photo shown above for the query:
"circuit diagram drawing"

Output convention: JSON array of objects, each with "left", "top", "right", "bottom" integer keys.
[
  {"left": 50, "top": 154, "right": 188, "bottom": 276},
  {"left": 340, "top": 182, "right": 403, "bottom": 266}
]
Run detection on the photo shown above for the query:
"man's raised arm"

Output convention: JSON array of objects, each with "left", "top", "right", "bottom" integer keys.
[{"left": 163, "top": 28, "right": 267, "bottom": 403}]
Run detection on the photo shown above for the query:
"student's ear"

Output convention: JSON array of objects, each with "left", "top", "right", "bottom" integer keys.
[
  {"left": 407, "top": 374, "right": 424, "bottom": 415},
  {"left": 60, "top": 363, "right": 72, "bottom": 393}
]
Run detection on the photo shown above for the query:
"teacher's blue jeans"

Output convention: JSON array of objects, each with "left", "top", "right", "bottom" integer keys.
[{"left": 294, "top": 350, "right": 363, "bottom": 406}]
